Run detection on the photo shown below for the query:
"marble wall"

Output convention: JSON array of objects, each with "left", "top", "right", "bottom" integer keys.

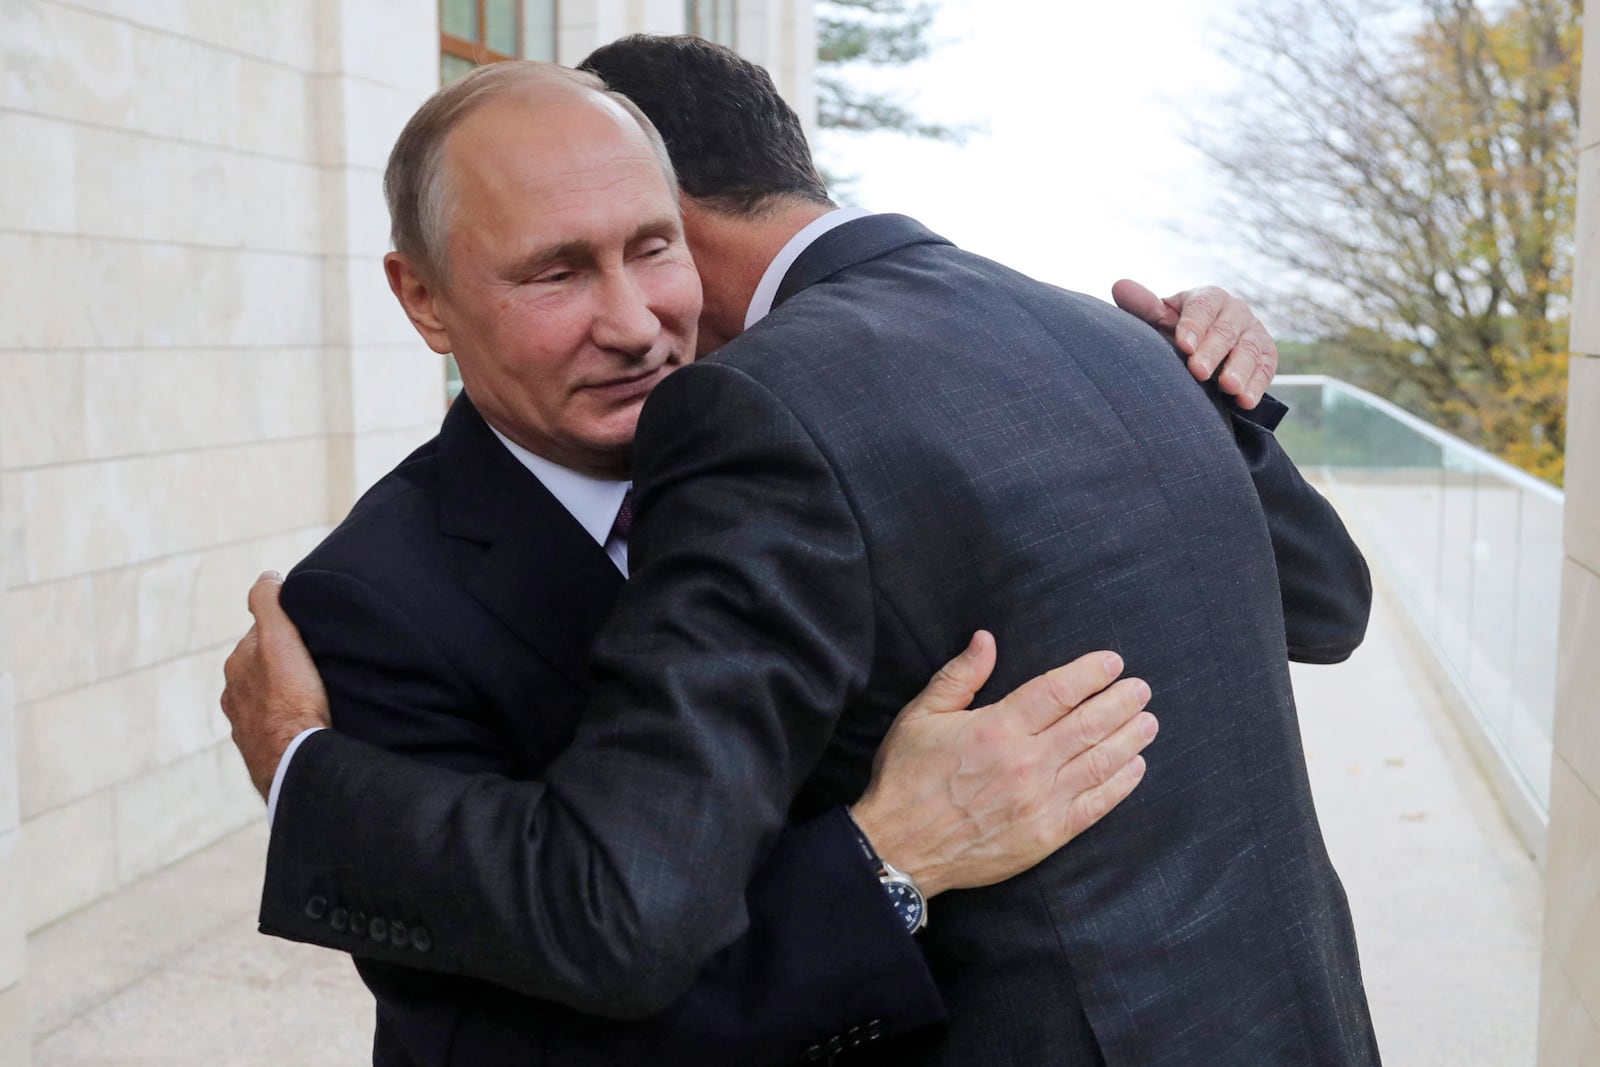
[
  {"left": 1538, "top": 33, "right": 1600, "bottom": 1065},
  {"left": 0, "top": 0, "right": 443, "bottom": 946}
]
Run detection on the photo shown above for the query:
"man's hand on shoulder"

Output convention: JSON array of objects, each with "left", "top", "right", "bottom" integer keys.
[
  {"left": 221, "top": 572, "right": 332, "bottom": 800},
  {"left": 850, "top": 632, "right": 1156, "bottom": 898},
  {"left": 1112, "top": 279, "right": 1278, "bottom": 409}
]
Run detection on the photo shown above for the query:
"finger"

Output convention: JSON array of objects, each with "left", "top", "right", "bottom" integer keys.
[
  {"left": 247, "top": 570, "right": 284, "bottom": 616},
  {"left": 1053, "top": 702, "right": 1157, "bottom": 796},
  {"left": 982, "top": 650, "right": 1122, "bottom": 736},
  {"left": 1161, "top": 287, "right": 1216, "bottom": 357},
  {"left": 246, "top": 571, "right": 289, "bottom": 630},
  {"left": 222, "top": 625, "right": 258, "bottom": 684},
  {"left": 1111, "top": 279, "right": 1180, "bottom": 335},
  {"left": 1184, "top": 307, "right": 1254, "bottom": 385},
  {"left": 1041, "top": 675, "right": 1151, "bottom": 762},
  {"left": 900, "top": 630, "right": 997, "bottom": 718},
  {"left": 1178, "top": 291, "right": 1250, "bottom": 381},
  {"left": 1211, "top": 331, "right": 1262, "bottom": 398},
  {"left": 1239, "top": 336, "right": 1279, "bottom": 408},
  {"left": 1060, "top": 753, "right": 1148, "bottom": 842}
]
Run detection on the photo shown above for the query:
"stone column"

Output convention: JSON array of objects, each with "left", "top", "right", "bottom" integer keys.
[
  {"left": 0, "top": 550, "right": 26, "bottom": 1064},
  {"left": 313, "top": 0, "right": 446, "bottom": 516},
  {"left": 1537, "top": 38, "right": 1600, "bottom": 1065}
]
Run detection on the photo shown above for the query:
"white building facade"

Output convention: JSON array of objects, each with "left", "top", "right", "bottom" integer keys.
[{"left": 0, "top": 2, "right": 815, "bottom": 1060}]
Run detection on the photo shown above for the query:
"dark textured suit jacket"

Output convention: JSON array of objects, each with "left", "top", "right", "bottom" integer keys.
[
  {"left": 273, "top": 392, "right": 942, "bottom": 1065},
  {"left": 265, "top": 215, "right": 1378, "bottom": 1065}
]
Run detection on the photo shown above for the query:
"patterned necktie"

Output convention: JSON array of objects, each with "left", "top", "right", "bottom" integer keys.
[{"left": 610, "top": 488, "right": 635, "bottom": 541}]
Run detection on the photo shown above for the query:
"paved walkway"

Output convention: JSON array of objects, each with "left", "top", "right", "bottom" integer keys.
[{"left": 26, "top": 585, "right": 1544, "bottom": 1066}]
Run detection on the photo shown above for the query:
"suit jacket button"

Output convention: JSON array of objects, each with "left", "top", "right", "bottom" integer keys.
[
  {"left": 389, "top": 920, "right": 408, "bottom": 949},
  {"left": 329, "top": 907, "right": 349, "bottom": 932},
  {"left": 349, "top": 911, "right": 367, "bottom": 937},
  {"left": 410, "top": 925, "right": 432, "bottom": 953},
  {"left": 303, "top": 895, "right": 328, "bottom": 921},
  {"left": 801, "top": 1044, "right": 824, "bottom": 1062},
  {"left": 368, "top": 916, "right": 388, "bottom": 942},
  {"left": 866, "top": 1018, "right": 882, "bottom": 1040}
]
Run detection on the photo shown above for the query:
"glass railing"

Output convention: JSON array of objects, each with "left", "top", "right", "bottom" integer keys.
[{"left": 1272, "top": 375, "right": 1561, "bottom": 838}]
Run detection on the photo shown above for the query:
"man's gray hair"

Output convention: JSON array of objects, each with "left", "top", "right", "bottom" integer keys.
[{"left": 384, "top": 60, "right": 678, "bottom": 283}]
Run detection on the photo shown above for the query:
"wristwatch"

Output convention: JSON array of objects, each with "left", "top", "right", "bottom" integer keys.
[
  {"left": 845, "top": 808, "right": 929, "bottom": 935},
  {"left": 876, "top": 857, "right": 928, "bottom": 934}
]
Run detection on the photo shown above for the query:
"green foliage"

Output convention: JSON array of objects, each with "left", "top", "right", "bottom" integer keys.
[
  {"left": 815, "top": 0, "right": 970, "bottom": 141},
  {"left": 1195, "top": 0, "right": 1578, "bottom": 484}
]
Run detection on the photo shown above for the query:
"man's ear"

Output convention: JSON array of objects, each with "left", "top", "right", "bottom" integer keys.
[{"left": 385, "top": 252, "right": 454, "bottom": 355}]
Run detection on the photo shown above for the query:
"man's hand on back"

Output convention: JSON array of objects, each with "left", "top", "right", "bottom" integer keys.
[
  {"left": 221, "top": 572, "right": 331, "bottom": 800},
  {"left": 850, "top": 632, "right": 1155, "bottom": 898},
  {"left": 1112, "top": 279, "right": 1279, "bottom": 409}
]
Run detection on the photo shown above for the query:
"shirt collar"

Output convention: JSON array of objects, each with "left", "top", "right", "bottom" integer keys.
[
  {"left": 487, "top": 425, "right": 630, "bottom": 548},
  {"left": 743, "top": 206, "right": 873, "bottom": 330}
]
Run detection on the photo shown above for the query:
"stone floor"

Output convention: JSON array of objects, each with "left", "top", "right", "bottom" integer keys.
[{"left": 25, "top": 583, "right": 1544, "bottom": 1066}]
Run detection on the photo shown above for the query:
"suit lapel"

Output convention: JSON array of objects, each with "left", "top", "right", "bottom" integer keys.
[
  {"left": 436, "top": 395, "right": 624, "bottom": 691},
  {"left": 771, "top": 213, "right": 952, "bottom": 311}
]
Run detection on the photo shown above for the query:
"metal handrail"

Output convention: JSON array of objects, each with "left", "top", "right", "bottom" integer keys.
[{"left": 1276, "top": 374, "right": 1564, "bottom": 502}]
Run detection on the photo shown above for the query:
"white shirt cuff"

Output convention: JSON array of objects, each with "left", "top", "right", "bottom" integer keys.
[{"left": 267, "top": 727, "right": 326, "bottom": 828}]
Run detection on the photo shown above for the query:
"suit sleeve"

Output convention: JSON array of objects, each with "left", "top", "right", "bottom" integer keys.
[
  {"left": 262, "top": 362, "right": 927, "bottom": 1043},
  {"left": 1209, "top": 388, "right": 1373, "bottom": 662}
]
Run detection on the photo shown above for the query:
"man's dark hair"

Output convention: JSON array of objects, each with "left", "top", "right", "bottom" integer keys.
[{"left": 580, "top": 34, "right": 833, "bottom": 215}]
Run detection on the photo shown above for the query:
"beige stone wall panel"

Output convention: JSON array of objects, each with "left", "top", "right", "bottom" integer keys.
[
  {"left": 71, "top": 129, "right": 324, "bottom": 255},
  {"left": 349, "top": 345, "right": 448, "bottom": 435},
  {"left": 0, "top": 832, "right": 24, "bottom": 990},
  {"left": 87, "top": 525, "right": 330, "bottom": 682},
  {"left": 1, "top": 474, "right": 24, "bottom": 590},
  {"left": 313, "top": 74, "right": 430, "bottom": 172},
  {"left": 186, "top": 526, "right": 330, "bottom": 643},
  {"left": 320, "top": 166, "right": 392, "bottom": 260},
  {"left": 1571, "top": 153, "right": 1600, "bottom": 355},
  {"left": 0, "top": 683, "right": 18, "bottom": 833},
  {"left": 17, "top": 647, "right": 230, "bottom": 818},
  {"left": 12, "top": 438, "right": 329, "bottom": 584},
  {"left": 111, "top": 742, "right": 260, "bottom": 884},
  {"left": 0, "top": 980, "right": 29, "bottom": 1067},
  {"left": 1566, "top": 357, "right": 1600, "bottom": 574},
  {"left": 1, "top": 3, "right": 321, "bottom": 163},
  {"left": 1539, "top": 949, "right": 1600, "bottom": 1066},
  {"left": 1556, "top": 559, "right": 1600, "bottom": 801},
  {"left": 1543, "top": 757, "right": 1600, "bottom": 1022},
  {"left": 317, "top": 0, "right": 437, "bottom": 89},
  {"left": 19, "top": 790, "right": 116, "bottom": 931},
  {"left": 321, "top": 256, "right": 425, "bottom": 349},
  {"left": 56, "top": 0, "right": 321, "bottom": 70},
  {"left": 80, "top": 348, "right": 327, "bottom": 461},
  {"left": 0, "top": 110, "right": 75, "bottom": 235},
  {"left": 4, "top": 578, "right": 94, "bottom": 705},
  {"left": 0, "top": 236, "right": 326, "bottom": 351},
  {"left": 0, "top": 351, "right": 88, "bottom": 471}
]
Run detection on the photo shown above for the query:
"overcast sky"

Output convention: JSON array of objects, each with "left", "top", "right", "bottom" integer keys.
[{"left": 815, "top": 0, "right": 1249, "bottom": 304}]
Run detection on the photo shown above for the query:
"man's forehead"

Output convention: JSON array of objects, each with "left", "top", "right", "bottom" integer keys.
[{"left": 452, "top": 86, "right": 646, "bottom": 166}]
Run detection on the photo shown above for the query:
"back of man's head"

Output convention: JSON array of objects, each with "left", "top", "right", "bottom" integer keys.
[{"left": 580, "top": 34, "right": 833, "bottom": 216}]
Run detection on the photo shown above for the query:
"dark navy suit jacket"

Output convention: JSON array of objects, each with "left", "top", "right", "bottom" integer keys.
[
  {"left": 265, "top": 215, "right": 1378, "bottom": 1065},
  {"left": 273, "top": 392, "right": 942, "bottom": 1065}
]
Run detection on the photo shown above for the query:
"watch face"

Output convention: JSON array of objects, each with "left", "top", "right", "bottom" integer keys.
[{"left": 884, "top": 880, "right": 925, "bottom": 932}]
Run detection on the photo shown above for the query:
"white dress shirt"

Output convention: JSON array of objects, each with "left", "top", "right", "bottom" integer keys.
[
  {"left": 268, "top": 209, "right": 876, "bottom": 825},
  {"left": 744, "top": 207, "right": 872, "bottom": 330}
]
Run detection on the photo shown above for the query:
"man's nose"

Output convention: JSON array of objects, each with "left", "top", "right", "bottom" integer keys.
[{"left": 591, "top": 268, "right": 660, "bottom": 357}]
